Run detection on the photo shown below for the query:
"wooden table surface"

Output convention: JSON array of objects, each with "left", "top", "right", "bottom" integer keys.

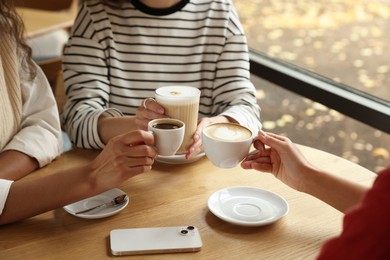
[
  {"left": 0, "top": 145, "right": 375, "bottom": 259},
  {"left": 17, "top": 7, "right": 75, "bottom": 38}
]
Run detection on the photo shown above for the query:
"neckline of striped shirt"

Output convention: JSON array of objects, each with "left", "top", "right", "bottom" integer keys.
[{"left": 130, "top": 0, "right": 190, "bottom": 16}]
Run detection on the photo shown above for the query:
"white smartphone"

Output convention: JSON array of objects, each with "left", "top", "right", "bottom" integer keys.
[{"left": 110, "top": 226, "right": 202, "bottom": 256}]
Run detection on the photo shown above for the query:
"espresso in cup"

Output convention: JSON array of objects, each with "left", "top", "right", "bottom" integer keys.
[
  {"left": 155, "top": 86, "right": 200, "bottom": 154},
  {"left": 202, "top": 123, "right": 253, "bottom": 168},
  {"left": 148, "top": 118, "right": 185, "bottom": 156},
  {"left": 151, "top": 122, "right": 182, "bottom": 130}
]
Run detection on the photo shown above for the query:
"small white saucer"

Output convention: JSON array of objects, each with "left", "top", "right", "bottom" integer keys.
[
  {"left": 63, "top": 188, "right": 129, "bottom": 219},
  {"left": 156, "top": 152, "right": 205, "bottom": 165},
  {"left": 208, "top": 186, "right": 288, "bottom": 226}
]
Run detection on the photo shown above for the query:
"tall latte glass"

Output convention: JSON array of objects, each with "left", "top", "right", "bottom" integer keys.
[{"left": 155, "top": 86, "right": 200, "bottom": 154}]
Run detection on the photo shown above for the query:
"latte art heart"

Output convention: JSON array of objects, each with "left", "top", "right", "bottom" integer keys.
[
  {"left": 214, "top": 127, "right": 247, "bottom": 141},
  {"left": 204, "top": 123, "right": 252, "bottom": 142}
]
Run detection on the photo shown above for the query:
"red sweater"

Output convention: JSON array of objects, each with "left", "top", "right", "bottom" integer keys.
[{"left": 317, "top": 167, "right": 390, "bottom": 259}]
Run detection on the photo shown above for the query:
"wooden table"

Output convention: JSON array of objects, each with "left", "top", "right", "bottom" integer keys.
[
  {"left": 0, "top": 145, "right": 375, "bottom": 259},
  {"left": 17, "top": 7, "right": 75, "bottom": 38}
]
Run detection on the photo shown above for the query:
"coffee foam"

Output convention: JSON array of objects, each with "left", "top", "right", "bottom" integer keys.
[
  {"left": 156, "top": 86, "right": 200, "bottom": 104},
  {"left": 205, "top": 124, "right": 251, "bottom": 142}
]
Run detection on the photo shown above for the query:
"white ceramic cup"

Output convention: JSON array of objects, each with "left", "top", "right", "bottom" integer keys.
[
  {"left": 148, "top": 118, "right": 185, "bottom": 156},
  {"left": 155, "top": 86, "right": 200, "bottom": 154},
  {"left": 202, "top": 123, "right": 253, "bottom": 168}
]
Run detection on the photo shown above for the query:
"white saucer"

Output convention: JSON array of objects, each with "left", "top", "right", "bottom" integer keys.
[
  {"left": 208, "top": 186, "right": 289, "bottom": 226},
  {"left": 63, "top": 188, "right": 129, "bottom": 219},
  {"left": 156, "top": 152, "right": 205, "bottom": 165}
]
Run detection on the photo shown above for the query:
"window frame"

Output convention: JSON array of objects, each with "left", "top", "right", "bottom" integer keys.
[{"left": 249, "top": 49, "right": 390, "bottom": 134}]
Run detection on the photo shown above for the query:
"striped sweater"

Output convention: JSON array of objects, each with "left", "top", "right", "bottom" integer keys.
[{"left": 62, "top": 0, "right": 262, "bottom": 149}]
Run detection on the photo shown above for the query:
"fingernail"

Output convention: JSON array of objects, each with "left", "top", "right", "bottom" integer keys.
[{"left": 259, "top": 129, "right": 267, "bottom": 137}]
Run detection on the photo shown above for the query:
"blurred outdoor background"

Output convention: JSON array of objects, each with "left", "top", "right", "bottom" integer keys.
[{"left": 232, "top": 0, "right": 390, "bottom": 173}]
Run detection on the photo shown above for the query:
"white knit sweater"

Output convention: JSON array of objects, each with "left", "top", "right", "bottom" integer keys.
[{"left": 0, "top": 37, "right": 22, "bottom": 150}]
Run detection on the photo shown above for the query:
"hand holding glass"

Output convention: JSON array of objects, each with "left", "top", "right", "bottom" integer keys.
[{"left": 155, "top": 86, "right": 200, "bottom": 154}]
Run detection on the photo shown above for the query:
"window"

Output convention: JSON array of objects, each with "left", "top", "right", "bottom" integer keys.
[{"left": 233, "top": 0, "right": 390, "bottom": 172}]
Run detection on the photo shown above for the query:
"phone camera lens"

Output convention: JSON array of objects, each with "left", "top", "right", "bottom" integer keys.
[
  {"left": 187, "top": 226, "right": 194, "bottom": 230},
  {"left": 180, "top": 229, "right": 189, "bottom": 235}
]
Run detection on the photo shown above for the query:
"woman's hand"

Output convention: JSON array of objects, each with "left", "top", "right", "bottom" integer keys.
[
  {"left": 135, "top": 98, "right": 166, "bottom": 130},
  {"left": 185, "top": 117, "right": 213, "bottom": 159},
  {"left": 89, "top": 130, "right": 157, "bottom": 190},
  {"left": 241, "top": 131, "right": 314, "bottom": 192}
]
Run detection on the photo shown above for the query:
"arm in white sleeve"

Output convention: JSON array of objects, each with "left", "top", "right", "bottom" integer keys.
[
  {"left": 0, "top": 180, "right": 13, "bottom": 215},
  {"left": 4, "top": 65, "right": 62, "bottom": 167}
]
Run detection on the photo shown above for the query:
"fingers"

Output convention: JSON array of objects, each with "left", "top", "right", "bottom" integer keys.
[
  {"left": 257, "top": 131, "right": 292, "bottom": 151},
  {"left": 185, "top": 131, "right": 203, "bottom": 159},
  {"left": 185, "top": 118, "right": 213, "bottom": 159},
  {"left": 253, "top": 138, "right": 265, "bottom": 152},
  {"left": 135, "top": 109, "right": 166, "bottom": 129},
  {"left": 142, "top": 98, "right": 154, "bottom": 109},
  {"left": 107, "top": 134, "right": 157, "bottom": 175},
  {"left": 242, "top": 131, "right": 290, "bottom": 175},
  {"left": 244, "top": 149, "right": 271, "bottom": 161},
  {"left": 123, "top": 156, "right": 155, "bottom": 168},
  {"left": 106, "top": 130, "right": 158, "bottom": 164},
  {"left": 123, "top": 144, "right": 157, "bottom": 160},
  {"left": 136, "top": 99, "right": 167, "bottom": 130},
  {"left": 113, "top": 152, "right": 155, "bottom": 167},
  {"left": 194, "top": 118, "right": 212, "bottom": 139},
  {"left": 118, "top": 129, "right": 155, "bottom": 146},
  {"left": 141, "top": 98, "right": 164, "bottom": 114},
  {"left": 241, "top": 160, "right": 273, "bottom": 173},
  {"left": 186, "top": 137, "right": 203, "bottom": 159},
  {"left": 111, "top": 162, "right": 154, "bottom": 182}
]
